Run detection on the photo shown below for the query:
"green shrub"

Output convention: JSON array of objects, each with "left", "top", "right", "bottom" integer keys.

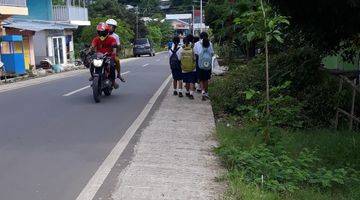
[
  {"left": 215, "top": 125, "right": 360, "bottom": 198},
  {"left": 210, "top": 46, "right": 360, "bottom": 128}
]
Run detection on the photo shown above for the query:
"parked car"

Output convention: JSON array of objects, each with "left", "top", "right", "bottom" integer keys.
[{"left": 133, "top": 38, "right": 155, "bottom": 57}]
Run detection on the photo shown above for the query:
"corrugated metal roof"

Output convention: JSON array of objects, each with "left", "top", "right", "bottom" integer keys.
[{"left": 3, "top": 18, "right": 78, "bottom": 32}]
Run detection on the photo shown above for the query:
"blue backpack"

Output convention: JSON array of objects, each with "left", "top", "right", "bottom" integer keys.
[{"left": 198, "top": 47, "right": 212, "bottom": 70}]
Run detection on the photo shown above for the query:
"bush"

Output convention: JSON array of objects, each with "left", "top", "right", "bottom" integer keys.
[
  {"left": 216, "top": 124, "right": 360, "bottom": 199},
  {"left": 210, "top": 46, "right": 360, "bottom": 128}
]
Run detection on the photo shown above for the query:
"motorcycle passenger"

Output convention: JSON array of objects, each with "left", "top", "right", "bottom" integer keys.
[
  {"left": 90, "top": 22, "right": 119, "bottom": 89},
  {"left": 106, "top": 19, "right": 125, "bottom": 82}
]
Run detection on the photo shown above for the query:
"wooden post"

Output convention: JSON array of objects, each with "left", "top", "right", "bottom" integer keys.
[
  {"left": 335, "top": 78, "right": 343, "bottom": 129},
  {"left": 349, "top": 79, "right": 357, "bottom": 131}
]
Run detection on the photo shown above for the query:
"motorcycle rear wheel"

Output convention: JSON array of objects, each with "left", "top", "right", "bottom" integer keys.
[{"left": 103, "top": 87, "right": 112, "bottom": 96}]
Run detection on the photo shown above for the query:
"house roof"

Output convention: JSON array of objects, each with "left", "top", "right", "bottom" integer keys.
[
  {"left": 166, "top": 14, "right": 192, "bottom": 20},
  {"left": 2, "top": 18, "right": 78, "bottom": 32}
]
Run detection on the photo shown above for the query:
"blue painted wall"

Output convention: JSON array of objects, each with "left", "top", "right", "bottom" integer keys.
[{"left": 16, "top": 0, "right": 53, "bottom": 20}]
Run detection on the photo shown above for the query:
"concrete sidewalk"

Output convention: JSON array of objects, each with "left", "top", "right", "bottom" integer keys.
[{"left": 111, "top": 87, "right": 224, "bottom": 200}]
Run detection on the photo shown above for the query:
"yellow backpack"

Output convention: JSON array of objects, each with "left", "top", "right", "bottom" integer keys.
[{"left": 181, "top": 46, "right": 195, "bottom": 72}]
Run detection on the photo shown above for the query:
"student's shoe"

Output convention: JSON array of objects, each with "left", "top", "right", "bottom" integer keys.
[
  {"left": 204, "top": 93, "right": 210, "bottom": 99},
  {"left": 178, "top": 92, "right": 183, "bottom": 97},
  {"left": 196, "top": 89, "right": 202, "bottom": 93},
  {"left": 113, "top": 82, "right": 119, "bottom": 89},
  {"left": 202, "top": 95, "right": 206, "bottom": 101},
  {"left": 189, "top": 95, "right": 194, "bottom": 100},
  {"left": 173, "top": 91, "right": 178, "bottom": 96},
  {"left": 186, "top": 92, "right": 191, "bottom": 97},
  {"left": 89, "top": 77, "right": 94, "bottom": 81}
]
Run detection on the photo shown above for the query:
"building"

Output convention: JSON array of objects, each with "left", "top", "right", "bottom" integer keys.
[
  {"left": 193, "top": 9, "right": 208, "bottom": 36},
  {"left": 3, "top": 0, "right": 89, "bottom": 69},
  {"left": 53, "top": 0, "right": 90, "bottom": 26},
  {"left": 165, "top": 14, "right": 192, "bottom": 36},
  {"left": 165, "top": 12, "right": 209, "bottom": 37},
  {"left": 0, "top": 0, "right": 29, "bottom": 35}
]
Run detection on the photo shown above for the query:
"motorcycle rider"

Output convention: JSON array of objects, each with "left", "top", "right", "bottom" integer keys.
[
  {"left": 90, "top": 22, "right": 119, "bottom": 89},
  {"left": 106, "top": 19, "right": 125, "bottom": 82}
]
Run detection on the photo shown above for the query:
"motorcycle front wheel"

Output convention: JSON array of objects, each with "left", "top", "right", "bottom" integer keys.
[{"left": 92, "top": 76, "right": 101, "bottom": 103}]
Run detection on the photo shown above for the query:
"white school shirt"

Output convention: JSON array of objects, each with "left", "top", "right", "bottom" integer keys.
[
  {"left": 110, "top": 33, "right": 121, "bottom": 46},
  {"left": 168, "top": 44, "right": 183, "bottom": 60},
  {"left": 194, "top": 40, "right": 214, "bottom": 56}
]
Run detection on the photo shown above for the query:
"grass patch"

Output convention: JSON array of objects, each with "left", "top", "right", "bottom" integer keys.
[{"left": 216, "top": 124, "right": 360, "bottom": 199}]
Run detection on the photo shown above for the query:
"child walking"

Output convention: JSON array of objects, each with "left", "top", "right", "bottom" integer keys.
[
  {"left": 194, "top": 32, "right": 214, "bottom": 101},
  {"left": 181, "top": 35, "right": 196, "bottom": 100},
  {"left": 169, "top": 36, "right": 184, "bottom": 97}
]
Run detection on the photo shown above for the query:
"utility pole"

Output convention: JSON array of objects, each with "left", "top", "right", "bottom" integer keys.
[
  {"left": 136, "top": 6, "right": 139, "bottom": 39},
  {"left": 192, "top": 5, "right": 195, "bottom": 35},
  {"left": 200, "top": 0, "right": 203, "bottom": 32}
]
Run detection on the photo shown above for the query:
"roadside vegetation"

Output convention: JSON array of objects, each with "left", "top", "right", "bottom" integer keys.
[{"left": 207, "top": 0, "right": 360, "bottom": 199}]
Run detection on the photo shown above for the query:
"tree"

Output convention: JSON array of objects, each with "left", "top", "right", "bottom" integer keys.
[
  {"left": 170, "top": 0, "right": 193, "bottom": 13},
  {"left": 235, "top": 0, "right": 289, "bottom": 142},
  {"left": 269, "top": 0, "right": 360, "bottom": 60},
  {"left": 146, "top": 20, "right": 173, "bottom": 47},
  {"left": 206, "top": 0, "right": 253, "bottom": 42},
  {"left": 52, "top": 0, "right": 65, "bottom": 5},
  {"left": 81, "top": 17, "right": 134, "bottom": 46},
  {"left": 205, "top": 0, "right": 259, "bottom": 59},
  {"left": 88, "top": 0, "right": 148, "bottom": 38},
  {"left": 138, "top": 0, "right": 160, "bottom": 17}
]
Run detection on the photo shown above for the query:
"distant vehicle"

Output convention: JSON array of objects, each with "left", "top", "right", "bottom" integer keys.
[{"left": 133, "top": 38, "right": 155, "bottom": 57}]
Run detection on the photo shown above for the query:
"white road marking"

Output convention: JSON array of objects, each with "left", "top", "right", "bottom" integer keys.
[
  {"left": 0, "top": 70, "right": 87, "bottom": 94},
  {"left": 75, "top": 74, "right": 172, "bottom": 200},
  {"left": 63, "top": 71, "right": 131, "bottom": 97},
  {"left": 121, "top": 71, "right": 130, "bottom": 75},
  {"left": 63, "top": 85, "right": 90, "bottom": 97},
  {"left": 142, "top": 63, "right": 149, "bottom": 67}
]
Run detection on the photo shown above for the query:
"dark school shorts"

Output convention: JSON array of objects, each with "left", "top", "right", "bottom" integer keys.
[
  {"left": 182, "top": 71, "right": 197, "bottom": 83},
  {"left": 196, "top": 67, "right": 211, "bottom": 81},
  {"left": 171, "top": 67, "right": 183, "bottom": 80}
]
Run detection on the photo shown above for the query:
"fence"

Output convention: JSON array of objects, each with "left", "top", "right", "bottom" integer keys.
[{"left": 53, "top": 5, "right": 88, "bottom": 22}]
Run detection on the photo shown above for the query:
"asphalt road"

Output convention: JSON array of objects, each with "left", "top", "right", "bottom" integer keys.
[{"left": 0, "top": 53, "right": 170, "bottom": 200}]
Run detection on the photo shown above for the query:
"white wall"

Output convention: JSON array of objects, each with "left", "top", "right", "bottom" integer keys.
[{"left": 33, "top": 30, "right": 48, "bottom": 65}]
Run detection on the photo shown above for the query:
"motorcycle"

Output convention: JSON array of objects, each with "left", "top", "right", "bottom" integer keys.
[{"left": 81, "top": 49, "right": 115, "bottom": 103}]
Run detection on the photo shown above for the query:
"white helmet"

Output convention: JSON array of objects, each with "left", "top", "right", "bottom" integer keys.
[{"left": 106, "top": 19, "right": 117, "bottom": 27}]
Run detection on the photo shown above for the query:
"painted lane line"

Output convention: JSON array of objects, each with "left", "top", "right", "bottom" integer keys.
[
  {"left": 0, "top": 70, "right": 87, "bottom": 94},
  {"left": 142, "top": 63, "right": 149, "bottom": 67},
  {"left": 63, "top": 71, "right": 131, "bottom": 97},
  {"left": 121, "top": 71, "right": 130, "bottom": 75},
  {"left": 63, "top": 85, "right": 90, "bottom": 97},
  {"left": 75, "top": 74, "right": 172, "bottom": 200}
]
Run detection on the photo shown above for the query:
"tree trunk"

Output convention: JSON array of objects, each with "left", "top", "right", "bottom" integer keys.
[
  {"left": 260, "top": 0, "right": 270, "bottom": 115},
  {"left": 261, "top": 0, "right": 270, "bottom": 144},
  {"left": 265, "top": 39, "right": 270, "bottom": 115}
]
